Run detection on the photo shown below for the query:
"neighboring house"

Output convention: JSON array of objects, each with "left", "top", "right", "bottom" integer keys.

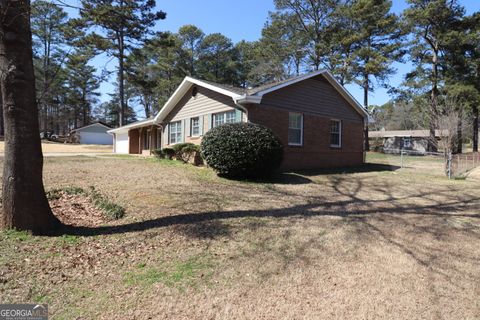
[
  {"left": 370, "top": 130, "right": 448, "bottom": 153},
  {"left": 71, "top": 122, "right": 113, "bottom": 145},
  {"left": 108, "top": 70, "right": 368, "bottom": 169}
]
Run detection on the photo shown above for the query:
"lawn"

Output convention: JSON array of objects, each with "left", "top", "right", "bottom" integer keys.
[
  {"left": 1, "top": 153, "right": 479, "bottom": 319},
  {"left": 0, "top": 141, "right": 112, "bottom": 153}
]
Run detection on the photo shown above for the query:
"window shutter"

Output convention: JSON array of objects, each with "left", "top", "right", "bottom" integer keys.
[
  {"left": 235, "top": 109, "right": 242, "bottom": 122},
  {"left": 181, "top": 119, "right": 186, "bottom": 142},
  {"left": 207, "top": 114, "right": 212, "bottom": 131},
  {"left": 164, "top": 124, "right": 169, "bottom": 146},
  {"left": 199, "top": 115, "right": 204, "bottom": 135},
  {"left": 186, "top": 118, "right": 191, "bottom": 137}
]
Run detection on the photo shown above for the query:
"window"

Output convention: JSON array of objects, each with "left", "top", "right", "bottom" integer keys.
[
  {"left": 225, "top": 111, "right": 236, "bottom": 123},
  {"left": 169, "top": 121, "right": 182, "bottom": 144},
  {"left": 288, "top": 113, "right": 303, "bottom": 146},
  {"left": 143, "top": 130, "right": 150, "bottom": 150},
  {"left": 212, "top": 111, "right": 237, "bottom": 128},
  {"left": 403, "top": 137, "right": 412, "bottom": 149},
  {"left": 191, "top": 117, "right": 200, "bottom": 136},
  {"left": 330, "top": 120, "right": 342, "bottom": 147}
]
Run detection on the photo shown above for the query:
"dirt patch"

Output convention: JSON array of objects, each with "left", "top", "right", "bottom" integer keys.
[{"left": 50, "top": 192, "right": 108, "bottom": 227}]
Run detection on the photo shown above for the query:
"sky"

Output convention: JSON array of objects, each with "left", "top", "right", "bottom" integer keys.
[{"left": 65, "top": 0, "right": 480, "bottom": 115}]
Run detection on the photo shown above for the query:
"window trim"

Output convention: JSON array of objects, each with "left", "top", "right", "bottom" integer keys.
[
  {"left": 190, "top": 117, "right": 200, "bottom": 137},
  {"left": 212, "top": 110, "right": 237, "bottom": 128},
  {"left": 169, "top": 120, "right": 182, "bottom": 145},
  {"left": 330, "top": 119, "right": 342, "bottom": 148},
  {"left": 288, "top": 112, "right": 304, "bottom": 146}
]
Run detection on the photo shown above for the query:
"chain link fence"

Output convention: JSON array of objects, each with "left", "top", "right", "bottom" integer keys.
[
  {"left": 448, "top": 152, "right": 480, "bottom": 178},
  {"left": 381, "top": 148, "right": 480, "bottom": 179}
]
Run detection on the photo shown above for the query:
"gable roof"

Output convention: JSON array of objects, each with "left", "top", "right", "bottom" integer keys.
[
  {"left": 150, "top": 70, "right": 368, "bottom": 123},
  {"left": 71, "top": 122, "right": 111, "bottom": 132},
  {"left": 153, "top": 76, "right": 245, "bottom": 123},
  {"left": 107, "top": 118, "right": 155, "bottom": 134}
]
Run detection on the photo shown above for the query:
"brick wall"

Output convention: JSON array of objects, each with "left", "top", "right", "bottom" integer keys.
[{"left": 246, "top": 104, "right": 365, "bottom": 170}]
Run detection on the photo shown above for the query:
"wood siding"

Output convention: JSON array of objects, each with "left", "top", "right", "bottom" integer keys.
[
  {"left": 162, "top": 85, "right": 244, "bottom": 147},
  {"left": 164, "top": 86, "right": 238, "bottom": 123},
  {"left": 259, "top": 75, "right": 363, "bottom": 123}
]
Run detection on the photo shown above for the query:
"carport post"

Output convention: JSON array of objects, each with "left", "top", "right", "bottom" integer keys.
[{"left": 400, "top": 150, "right": 404, "bottom": 168}]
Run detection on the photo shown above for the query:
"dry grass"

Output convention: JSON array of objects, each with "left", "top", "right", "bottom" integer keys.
[
  {"left": 0, "top": 153, "right": 479, "bottom": 319},
  {"left": 0, "top": 141, "right": 112, "bottom": 153}
]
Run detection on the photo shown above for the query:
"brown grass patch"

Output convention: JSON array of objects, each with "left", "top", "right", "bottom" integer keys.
[
  {"left": 0, "top": 141, "right": 112, "bottom": 154},
  {"left": 0, "top": 154, "right": 479, "bottom": 319}
]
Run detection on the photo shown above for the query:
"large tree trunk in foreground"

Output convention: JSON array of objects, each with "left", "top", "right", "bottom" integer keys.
[{"left": 0, "top": 0, "right": 60, "bottom": 234}]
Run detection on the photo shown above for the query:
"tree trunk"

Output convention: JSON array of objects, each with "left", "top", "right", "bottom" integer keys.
[
  {"left": 456, "top": 116, "right": 462, "bottom": 154},
  {"left": 0, "top": 0, "right": 60, "bottom": 234},
  {"left": 428, "top": 48, "right": 439, "bottom": 153},
  {"left": 0, "top": 90, "right": 4, "bottom": 137},
  {"left": 473, "top": 105, "right": 478, "bottom": 152},
  {"left": 363, "top": 74, "right": 370, "bottom": 152},
  {"left": 118, "top": 41, "right": 125, "bottom": 126}
]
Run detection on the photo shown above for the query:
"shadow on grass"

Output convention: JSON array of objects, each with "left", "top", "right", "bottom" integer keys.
[
  {"left": 58, "top": 191, "right": 479, "bottom": 238},
  {"left": 289, "top": 163, "right": 400, "bottom": 177},
  {"left": 216, "top": 163, "right": 399, "bottom": 185}
]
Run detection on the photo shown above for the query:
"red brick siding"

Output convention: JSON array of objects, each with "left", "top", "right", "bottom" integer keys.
[{"left": 246, "top": 104, "right": 364, "bottom": 170}]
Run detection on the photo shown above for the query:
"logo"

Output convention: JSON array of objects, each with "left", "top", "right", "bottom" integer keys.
[{"left": 0, "top": 304, "right": 48, "bottom": 320}]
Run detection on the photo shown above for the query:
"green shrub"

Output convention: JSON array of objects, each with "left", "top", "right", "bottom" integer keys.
[
  {"left": 46, "top": 186, "right": 125, "bottom": 220},
  {"left": 200, "top": 122, "right": 283, "bottom": 178},
  {"left": 162, "top": 147, "right": 175, "bottom": 160},
  {"left": 46, "top": 186, "right": 85, "bottom": 200},
  {"left": 172, "top": 143, "right": 201, "bottom": 163},
  {"left": 152, "top": 148, "right": 165, "bottom": 159},
  {"left": 172, "top": 143, "right": 195, "bottom": 153},
  {"left": 88, "top": 186, "right": 125, "bottom": 220}
]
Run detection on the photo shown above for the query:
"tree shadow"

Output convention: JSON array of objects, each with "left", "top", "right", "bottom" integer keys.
[
  {"left": 57, "top": 191, "right": 480, "bottom": 238},
  {"left": 255, "top": 173, "right": 313, "bottom": 185},
  {"left": 47, "top": 170, "right": 480, "bottom": 295},
  {"left": 289, "top": 163, "right": 400, "bottom": 176}
]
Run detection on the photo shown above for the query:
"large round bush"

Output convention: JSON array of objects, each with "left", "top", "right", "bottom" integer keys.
[{"left": 201, "top": 122, "right": 283, "bottom": 178}]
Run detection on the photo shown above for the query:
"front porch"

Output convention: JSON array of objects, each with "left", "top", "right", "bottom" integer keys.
[{"left": 128, "top": 125, "right": 161, "bottom": 155}]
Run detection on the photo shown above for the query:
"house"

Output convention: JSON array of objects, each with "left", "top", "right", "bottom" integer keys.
[
  {"left": 369, "top": 129, "right": 448, "bottom": 153},
  {"left": 71, "top": 122, "right": 113, "bottom": 145},
  {"left": 108, "top": 70, "right": 368, "bottom": 169}
]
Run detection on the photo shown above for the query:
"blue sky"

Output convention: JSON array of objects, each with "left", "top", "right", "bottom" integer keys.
[{"left": 66, "top": 0, "right": 480, "bottom": 113}]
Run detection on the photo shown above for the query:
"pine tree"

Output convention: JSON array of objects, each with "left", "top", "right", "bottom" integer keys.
[
  {"left": 177, "top": 25, "right": 204, "bottom": 77},
  {"left": 64, "top": 48, "right": 100, "bottom": 128},
  {"left": 197, "top": 33, "right": 236, "bottom": 84},
  {"left": 272, "top": 0, "right": 340, "bottom": 71},
  {"left": 77, "top": 0, "right": 166, "bottom": 126},
  {"left": 404, "top": 0, "right": 465, "bottom": 151},
  {"left": 31, "top": 0, "right": 68, "bottom": 132},
  {"left": 348, "top": 0, "right": 404, "bottom": 151}
]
